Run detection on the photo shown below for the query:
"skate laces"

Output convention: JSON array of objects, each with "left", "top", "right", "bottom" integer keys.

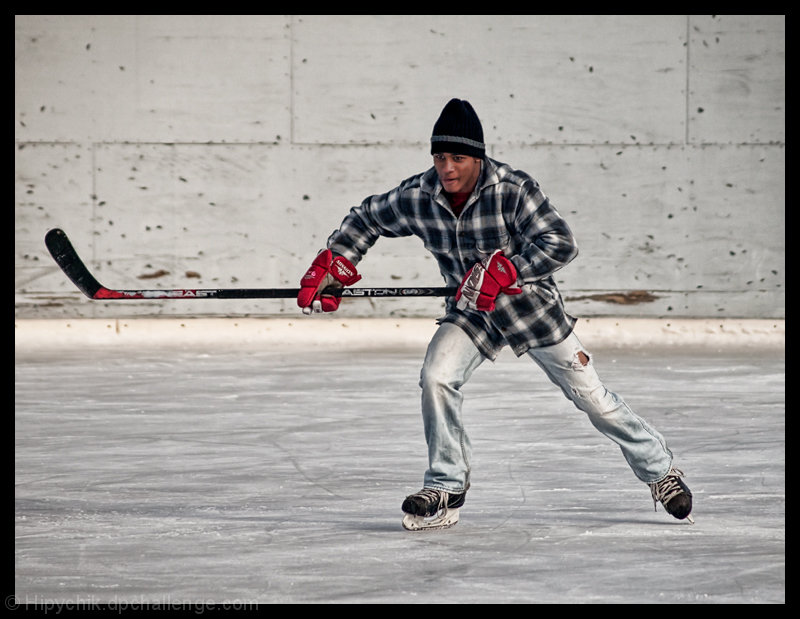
[
  {"left": 649, "top": 467, "right": 687, "bottom": 511},
  {"left": 415, "top": 488, "right": 448, "bottom": 512}
]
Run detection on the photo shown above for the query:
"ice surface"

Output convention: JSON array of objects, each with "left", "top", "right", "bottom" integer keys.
[{"left": 15, "top": 342, "right": 784, "bottom": 604}]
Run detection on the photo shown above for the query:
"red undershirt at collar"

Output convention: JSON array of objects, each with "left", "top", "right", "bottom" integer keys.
[{"left": 445, "top": 191, "right": 470, "bottom": 217}]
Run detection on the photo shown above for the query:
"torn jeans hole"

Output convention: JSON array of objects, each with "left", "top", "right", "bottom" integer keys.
[{"left": 572, "top": 350, "right": 591, "bottom": 371}]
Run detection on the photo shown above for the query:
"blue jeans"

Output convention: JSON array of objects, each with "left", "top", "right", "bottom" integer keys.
[{"left": 418, "top": 322, "right": 673, "bottom": 492}]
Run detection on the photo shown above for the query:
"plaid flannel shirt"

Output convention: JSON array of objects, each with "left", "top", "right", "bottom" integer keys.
[{"left": 327, "top": 157, "right": 579, "bottom": 360}]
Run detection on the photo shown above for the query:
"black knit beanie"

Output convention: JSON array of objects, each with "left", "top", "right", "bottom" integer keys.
[{"left": 430, "top": 98, "right": 485, "bottom": 158}]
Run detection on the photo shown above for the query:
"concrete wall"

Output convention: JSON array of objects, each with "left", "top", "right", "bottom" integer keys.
[{"left": 15, "top": 15, "right": 785, "bottom": 320}]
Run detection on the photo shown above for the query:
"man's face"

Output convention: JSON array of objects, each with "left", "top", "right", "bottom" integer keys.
[{"left": 433, "top": 153, "right": 482, "bottom": 194}]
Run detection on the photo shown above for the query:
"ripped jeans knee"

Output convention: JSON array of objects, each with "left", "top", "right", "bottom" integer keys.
[
  {"left": 573, "top": 349, "right": 590, "bottom": 370},
  {"left": 528, "top": 336, "right": 614, "bottom": 413}
]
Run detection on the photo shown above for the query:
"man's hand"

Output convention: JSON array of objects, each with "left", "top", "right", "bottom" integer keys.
[
  {"left": 297, "top": 249, "right": 362, "bottom": 314},
  {"left": 456, "top": 250, "right": 522, "bottom": 311}
]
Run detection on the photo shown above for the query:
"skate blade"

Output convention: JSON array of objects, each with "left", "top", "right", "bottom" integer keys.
[{"left": 402, "top": 507, "right": 459, "bottom": 531}]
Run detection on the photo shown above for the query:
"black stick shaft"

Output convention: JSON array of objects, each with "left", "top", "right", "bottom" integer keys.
[{"left": 45, "top": 228, "right": 455, "bottom": 300}]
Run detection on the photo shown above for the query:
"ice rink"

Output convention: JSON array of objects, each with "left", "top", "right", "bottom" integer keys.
[{"left": 14, "top": 322, "right": 785, "bottom": 605}]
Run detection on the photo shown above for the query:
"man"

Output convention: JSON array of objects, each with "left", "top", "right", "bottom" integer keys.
[{"left": 297, "top": 98, "right": 693, "bottom": 531}]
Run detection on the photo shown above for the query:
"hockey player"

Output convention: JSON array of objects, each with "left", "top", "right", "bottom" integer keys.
[{"left": 297, "top": 98, "right": 693, "bottom": 530}]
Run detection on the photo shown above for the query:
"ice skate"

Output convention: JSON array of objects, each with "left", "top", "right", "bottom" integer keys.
[
  {"left": 649, "top": 467, "right": 694, "bottom": 523},
  {"left": 401, "top": 487, "right": 466, "bottom": 531}
]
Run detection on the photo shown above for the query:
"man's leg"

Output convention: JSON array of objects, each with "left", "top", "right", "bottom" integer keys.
[
  {"left": 527, "top": 331, "right": 673, "bottom": 481},
  {"left": 418, "top": 322, "right": 486, "bottom": 492},
  {"left": 527, "top": 332, "right": 693, "bottom": 521},
  {"left": 401, "top": 323, "right": 486, "bottom": 529}
]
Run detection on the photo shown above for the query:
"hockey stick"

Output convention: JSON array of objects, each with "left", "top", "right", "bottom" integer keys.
[{"left": 44, "top": 228, "right": 456, "bottom": 300}]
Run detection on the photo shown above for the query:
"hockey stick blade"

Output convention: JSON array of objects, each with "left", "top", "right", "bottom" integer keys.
[{"left": 44, "top": 228, "right": 456, "bottom": 300}]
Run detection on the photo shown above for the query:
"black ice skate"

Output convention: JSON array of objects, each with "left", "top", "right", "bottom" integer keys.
[
  {"left": 401, "top": 487, "right": 467, "bottom": 531},
  {"left": 649, "top": 467, "right": 694, "bottom": 523}
]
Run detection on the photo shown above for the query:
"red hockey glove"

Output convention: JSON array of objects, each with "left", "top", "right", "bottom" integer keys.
[
  {"left": 456, "top": 250, "right": 522, "bottom": 312},
  {"left": 297, "top": 249, "right": 362, "bottom": 314}
]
